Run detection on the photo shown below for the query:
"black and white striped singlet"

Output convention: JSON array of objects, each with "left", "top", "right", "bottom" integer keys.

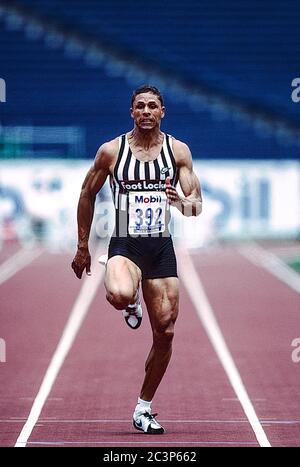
[{"left": 110, "top": 133, "right": 178, "bottom": 238}]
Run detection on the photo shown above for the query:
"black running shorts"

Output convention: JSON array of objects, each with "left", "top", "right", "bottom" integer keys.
[{"left": 108, "top": 236, "right": 178, "bottom": 280}]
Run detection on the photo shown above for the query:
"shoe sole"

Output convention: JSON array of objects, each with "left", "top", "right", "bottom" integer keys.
[{"left": 125, "top": 315, "right": 142, "bottom": 330}]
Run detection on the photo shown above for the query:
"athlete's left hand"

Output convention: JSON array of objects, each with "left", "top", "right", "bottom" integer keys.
[
  {"left": 165, "top": 176, "right": 181, "bottom": 206},
  {"left": 71, "top": 247, "right": 91, "bottom": 279}
]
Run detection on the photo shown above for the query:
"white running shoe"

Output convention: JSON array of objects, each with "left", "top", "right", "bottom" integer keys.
[
  {"left": 123, "top": 290, "right": 142, "bottom": 330},
  {"left": 133, "top": 410, "right": 165, "bottom": 434}
]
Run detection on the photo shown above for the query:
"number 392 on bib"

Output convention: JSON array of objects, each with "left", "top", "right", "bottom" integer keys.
[{"left": 128, "top": 191, "right": 168, "bottom": 235}]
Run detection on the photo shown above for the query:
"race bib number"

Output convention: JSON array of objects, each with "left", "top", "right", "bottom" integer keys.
[{"left": 128, "top": 191, "right": 167, "bottom": 235}]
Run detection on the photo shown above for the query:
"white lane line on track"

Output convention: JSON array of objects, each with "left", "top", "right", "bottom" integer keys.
[
  {"left": 178, "top": 247, "right": 271, "bottom": 448},
  {"left": 239, "top": 243, "right": 300, "bottom": 294},
  {"left": 0, "top": 247, "right": 43, "bottom": 286},
  {"left": 14, "top": 253, "right": 105, "bottom": 448}
]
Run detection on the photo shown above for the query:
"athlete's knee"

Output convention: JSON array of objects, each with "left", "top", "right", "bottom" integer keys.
[
  {"left": 106, "top": 287, "right": 134, "bottom": 310},
  {"left": 153, "top": 317, "right": 176, "bottom": 349},
  {"left": 153, "top": 328, "right": 174, "bottom": 351}
]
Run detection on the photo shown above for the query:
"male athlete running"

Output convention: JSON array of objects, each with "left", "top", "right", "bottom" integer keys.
[{"left": 71, "top": 85, "right": 202, "bottom": 434}]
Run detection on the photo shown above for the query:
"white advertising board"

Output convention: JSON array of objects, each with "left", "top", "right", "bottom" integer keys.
[{"left": 0, "top": 159, "right": 299, "bottom": 250}]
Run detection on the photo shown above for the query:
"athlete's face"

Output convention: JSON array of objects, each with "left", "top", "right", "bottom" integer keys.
[{"left": 131, "top": 93, "right": 165, "bottom": 130}]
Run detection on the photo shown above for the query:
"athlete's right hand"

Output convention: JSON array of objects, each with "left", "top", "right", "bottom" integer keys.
[{"left": 71, "top": 248, "right": 91, "bottom": 279}]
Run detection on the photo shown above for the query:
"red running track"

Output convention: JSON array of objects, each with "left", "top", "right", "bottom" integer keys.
[{"left": 0, "top": 241, "right": 299, "bottom": 447}]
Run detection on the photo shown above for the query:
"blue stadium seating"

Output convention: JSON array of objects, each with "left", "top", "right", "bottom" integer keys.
[{"left": 1, "top": 0, "right": 300, "bottom": 159}]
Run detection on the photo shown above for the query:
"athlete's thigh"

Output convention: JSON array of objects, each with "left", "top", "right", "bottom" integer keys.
[
  {"left": 105, "top": 255, "right": 141, "bottom": 295},
  {"left": 142, "top": 277, "right": 179, "bottom": 329}
]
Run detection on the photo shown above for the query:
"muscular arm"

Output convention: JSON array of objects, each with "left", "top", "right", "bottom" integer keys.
[
  {"left": 166, "top": 140, "right": 202, "bottom": 217},
  {"left": 71, "top": 141, "right": 116, "bottom": 278},
  {"left": 77, "top": 158, "right": 109, "bottom": 249}
]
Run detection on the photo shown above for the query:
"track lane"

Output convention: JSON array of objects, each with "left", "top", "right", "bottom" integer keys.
[
  {"left": 190, "top": 245, "right": 300, "bottom": 447},
  {"left": 0, "top": 251, "right": 87, "bottom": 446},
  {"left": 179, "top": 247, "right": 270, "bottom": 447},
  {"left": 15, "top": 251, "right": 105, "bottom": 447}
]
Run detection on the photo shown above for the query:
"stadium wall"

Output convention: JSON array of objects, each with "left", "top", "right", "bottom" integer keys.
[{"left": 0, "top": 159, "right": 299, "bottom": 250}]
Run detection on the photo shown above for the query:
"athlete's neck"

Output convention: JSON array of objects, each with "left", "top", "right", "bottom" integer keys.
[{"left": 128, "top": 128, "right": 163, "bottom": 151}]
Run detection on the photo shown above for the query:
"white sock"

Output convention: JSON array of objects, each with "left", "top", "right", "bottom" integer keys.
[{"left": 134, "top": 397, "right": 152, "bottom": 414}]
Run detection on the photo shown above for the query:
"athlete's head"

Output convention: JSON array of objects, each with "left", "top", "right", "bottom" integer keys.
[
  {"left": 131, "top": 85, "right": 164, "bottom": 108},
  {"left": 131, "top": 85, "right": 165, "bottom": 130}
]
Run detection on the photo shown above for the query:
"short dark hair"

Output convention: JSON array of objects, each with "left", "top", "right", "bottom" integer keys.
[{"left": 131, "top": 85, "right": 164, "bottom": 107}]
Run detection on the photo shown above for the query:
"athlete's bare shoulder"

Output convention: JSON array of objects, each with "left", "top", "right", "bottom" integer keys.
[
  {"left": 171, "top": 137, "right": 192, "bottom": 168},
  {"left": 94, "top": 137, "right": 119, "bottom": 173}
]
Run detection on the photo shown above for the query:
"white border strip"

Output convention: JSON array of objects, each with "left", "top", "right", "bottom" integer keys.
[
  {"left": 0, "top": 248, "right": 42, "bottom": 286},
  {"left": 178, "top": 248, "right": 271, "bottom": 447},
  {"left": 239, "top": 243, "right": 300, "bottom": 294},
  {"left": 14, "top": 255, "right": 104, "bottom": 447}
]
